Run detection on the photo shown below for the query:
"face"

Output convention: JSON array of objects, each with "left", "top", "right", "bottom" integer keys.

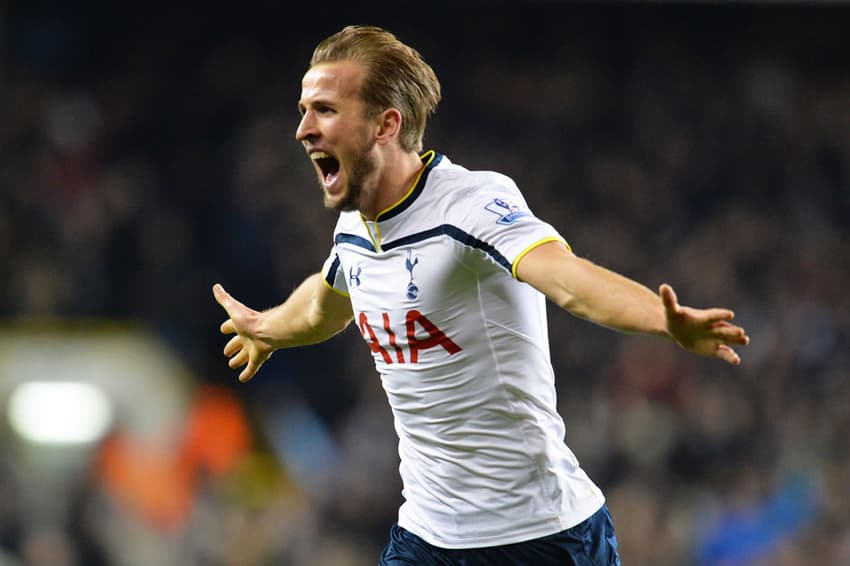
[{"left": 296, "top": 60, "right": 379, "bottom": 212}]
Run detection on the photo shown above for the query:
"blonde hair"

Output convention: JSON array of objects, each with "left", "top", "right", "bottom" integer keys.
[{"left": 310, "top": 25, "right": 441, "bottom": 153}]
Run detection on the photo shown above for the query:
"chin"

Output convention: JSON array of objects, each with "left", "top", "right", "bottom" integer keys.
[
  {"left": 324, "top": 183, "right": 362, "bottom": 212},
  {"left": 323, "top": 191, "right": 354, "bottom": 212}
]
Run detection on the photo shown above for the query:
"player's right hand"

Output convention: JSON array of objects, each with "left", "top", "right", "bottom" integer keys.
[{"left": 213, "top": 284, "right": 275, "bottom": 382}]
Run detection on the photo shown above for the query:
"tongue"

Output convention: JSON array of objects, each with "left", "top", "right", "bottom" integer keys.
[{"left": 324, "top": 170, "right": 340, "bottom": 187}]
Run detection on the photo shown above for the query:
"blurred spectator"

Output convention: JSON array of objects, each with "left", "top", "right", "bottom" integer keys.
[{"left": 0, "top": 3, "right": 848, "bottom": 565}]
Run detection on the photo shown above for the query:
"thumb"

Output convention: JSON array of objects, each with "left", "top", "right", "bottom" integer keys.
[
  {"left": 213, "top": 283, "right": 228, "bottom": 304},
  {"left": 213, "top": 283, "right": 241, "bottom": 314},
  {"left": 659, "top": 283, "right": 680, "bottom": 315}
]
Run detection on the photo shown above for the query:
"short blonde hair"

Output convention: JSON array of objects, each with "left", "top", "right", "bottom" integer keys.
[{"left": 310, "top": 25, "right": 441, "bottom": 153}]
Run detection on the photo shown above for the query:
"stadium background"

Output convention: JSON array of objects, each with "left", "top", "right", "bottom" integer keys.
[{"left": 0, "top": 2, "right": 848, "bottom": 564}]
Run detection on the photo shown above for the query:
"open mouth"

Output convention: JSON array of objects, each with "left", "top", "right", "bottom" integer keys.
[{"left": 311, "top": 152, "right": 340, "bottom": 187}]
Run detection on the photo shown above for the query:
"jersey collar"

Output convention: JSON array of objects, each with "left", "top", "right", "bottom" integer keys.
[{"left": 372, "top": 150, "right": 443, "bottom": 222}]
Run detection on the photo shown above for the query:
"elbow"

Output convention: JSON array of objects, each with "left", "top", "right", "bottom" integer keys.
[
  {"left": 308, "top": 310, "right": 352, "bottom": 340},
  {"left": 549, "top": 284, "right": 596, "bottom": 322},
  {"left": 547, "top": 283, "right": 582, "bottom": 317},
  {"left": 328, "top": 315, "right": 353, "bottom": 336},
  {"left": 560, "top": 298, "right": 592, "bottom": 321}
]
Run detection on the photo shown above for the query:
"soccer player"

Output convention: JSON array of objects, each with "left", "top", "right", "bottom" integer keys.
[{"left": 213, "top": 25, "right": 749, "bottom": 565}]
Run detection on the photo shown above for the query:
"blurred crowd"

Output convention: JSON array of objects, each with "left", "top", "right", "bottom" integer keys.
[{"left": 1, "top": 3, "right": 848, "bottom": 565}]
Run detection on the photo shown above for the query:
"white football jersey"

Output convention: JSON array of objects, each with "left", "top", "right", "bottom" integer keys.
[{"left": 322, "top": 151, "right": 604, "bottom": 548}]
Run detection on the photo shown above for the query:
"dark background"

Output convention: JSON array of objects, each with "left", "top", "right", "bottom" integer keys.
[{"left": 1, "top": 2, "right": 848, "bottom": 564}]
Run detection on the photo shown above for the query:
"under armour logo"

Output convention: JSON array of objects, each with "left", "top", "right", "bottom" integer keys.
[
  {"left": 405, "top": 249, "right": 419, "bottom": 300},
  {"left": 349, "top": 266, "right": 362, "bottom": 287}
]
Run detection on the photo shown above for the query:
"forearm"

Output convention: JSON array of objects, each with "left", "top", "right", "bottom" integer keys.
[
  {"left": 554, "top": 257, "right": 670, "bottom": 337},
  {"left": 516, "top": 242, "right": 671, "bottom": 338},
  {"left": 258, "top": 273, "right": 353, "bottom": 348},
  {"left": 517, "top": 241, "right": 748, "bottom": 364}
]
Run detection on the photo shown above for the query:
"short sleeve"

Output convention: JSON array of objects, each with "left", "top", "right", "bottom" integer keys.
[
  {"left": 321, "top": 249, "right": 350, "bottom": 296},
  {"left": 459, "top": 181, "right": 570, "bottom": 278}
]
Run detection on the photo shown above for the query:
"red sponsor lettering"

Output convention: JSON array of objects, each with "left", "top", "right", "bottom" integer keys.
[
  {"left": 383, "top": 312, "right": 406, "bottom": 363},
  {"left": 359, "top": 312, "right": 392, "bottom": 364},
  {"left": 357, "top": 310, "right": 462, "bottom": 364},
  {"left": 405, "top": 310, "right": 462, "bottom": 363}
]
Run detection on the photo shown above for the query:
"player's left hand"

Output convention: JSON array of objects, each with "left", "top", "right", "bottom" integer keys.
[{"left": 660, "top": 283, "right": 750, "bottom": 365}]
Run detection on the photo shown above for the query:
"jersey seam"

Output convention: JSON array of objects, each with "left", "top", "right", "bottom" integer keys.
[
  {"left": 483, "top": 318, "right": 550, "bottom": 357},
  {"left": 475, "top": 274, "right": 561, "bottom": 519},
  {"left": 358, "top": 218, "right": 382, "bottom": 252}
]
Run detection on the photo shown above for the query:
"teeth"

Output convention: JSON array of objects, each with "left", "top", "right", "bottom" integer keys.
[{"left": 310, "top": 151, "right": 331, "bottom": 160}]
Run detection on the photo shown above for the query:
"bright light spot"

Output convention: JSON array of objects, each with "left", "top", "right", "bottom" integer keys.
[{"left": 8, "top": 382, "right": 114, "bottom": 445}]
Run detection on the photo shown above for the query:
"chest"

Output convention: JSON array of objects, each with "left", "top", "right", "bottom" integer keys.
[
  {"left": 339, "top": 238, "right": 484, "bottom": 366},
  {"left": 339, "top": 239, "right": 476, "bottom": 314}
]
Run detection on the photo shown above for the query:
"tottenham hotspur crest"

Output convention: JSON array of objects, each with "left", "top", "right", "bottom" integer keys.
[{"left": 405, "top": 249, "right": 419, "bottom": 300}]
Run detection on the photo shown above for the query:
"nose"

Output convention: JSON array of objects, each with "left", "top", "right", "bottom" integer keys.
[{"left": 295, "top": 110, "right": 317, "bottom": 142}]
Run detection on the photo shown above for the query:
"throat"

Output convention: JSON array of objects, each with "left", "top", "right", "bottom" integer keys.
[{"left": 367, "top": 161, "right": 426, "bottom": 220}]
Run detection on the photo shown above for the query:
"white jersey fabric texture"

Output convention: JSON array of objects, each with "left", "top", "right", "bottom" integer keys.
[{"left": 321, "top": 151, "right": 605, "bottom": 549}]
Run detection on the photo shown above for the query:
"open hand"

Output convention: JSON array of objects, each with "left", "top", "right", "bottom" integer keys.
[
  {"left": 660, "top": 283, "right": 750, "bottom": 365},
  {"left": 213, "top": 284, "right": 276, "bottom": 382}
]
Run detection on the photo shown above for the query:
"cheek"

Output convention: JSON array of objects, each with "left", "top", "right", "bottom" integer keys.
[
  {"left": 330, "top": 121, "right": 375, "bottom": 167},
  {"left": 345, "top": 120, "right": 377, "bottom": 148}
]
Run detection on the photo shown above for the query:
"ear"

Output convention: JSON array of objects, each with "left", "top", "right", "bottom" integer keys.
[{"left": 375, "top": 108, "right": 402, "bottom": 145}]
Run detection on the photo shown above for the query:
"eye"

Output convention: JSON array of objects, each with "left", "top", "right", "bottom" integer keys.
[{"left": 316, "top": 104, "right": 334, "bottom": 115}]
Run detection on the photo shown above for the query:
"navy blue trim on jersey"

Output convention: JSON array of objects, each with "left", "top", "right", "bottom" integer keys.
[
  {"left": 383, "top": 224, "right": 512, "bottom": 272},
  {"left": 378, "top": 151, "right": 443, "bottom": 222},
  {"left": 324, "top": 254, "right": 341, "bottom": 287},
  {"left": 335, "top": 233, "right": 376, "bottom": 252}
]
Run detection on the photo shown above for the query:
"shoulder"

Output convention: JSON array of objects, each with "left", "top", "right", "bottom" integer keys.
[
  {"left": 432, "top": 156, "right": 519, "bottom": 192},
  {"left": 428, "top": 158, "right": 528, "bottom": 227},
  {"left": 430, "top": 157, "right": 525, "bottom": 210}
]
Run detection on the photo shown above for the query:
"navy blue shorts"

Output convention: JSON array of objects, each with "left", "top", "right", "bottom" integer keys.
[{"left": 379, "top": 503, "right": 621, "bottom": 565}]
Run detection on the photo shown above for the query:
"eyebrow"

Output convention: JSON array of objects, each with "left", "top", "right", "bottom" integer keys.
[{"left": 297, "top": 98, "right": 336, "bottom": 115}]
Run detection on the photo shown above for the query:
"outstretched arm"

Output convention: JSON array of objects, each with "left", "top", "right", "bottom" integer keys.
[
  {"left": 213, "top": 273, "right": 354, "bottom": 382},
  {"left": 515, "top": 241, "right": 749, "bottom": 365}
]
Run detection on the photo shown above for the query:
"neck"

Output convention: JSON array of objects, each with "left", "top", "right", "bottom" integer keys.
[{"left": 360, "top": 150, "right": 424, "bottom": 220}]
